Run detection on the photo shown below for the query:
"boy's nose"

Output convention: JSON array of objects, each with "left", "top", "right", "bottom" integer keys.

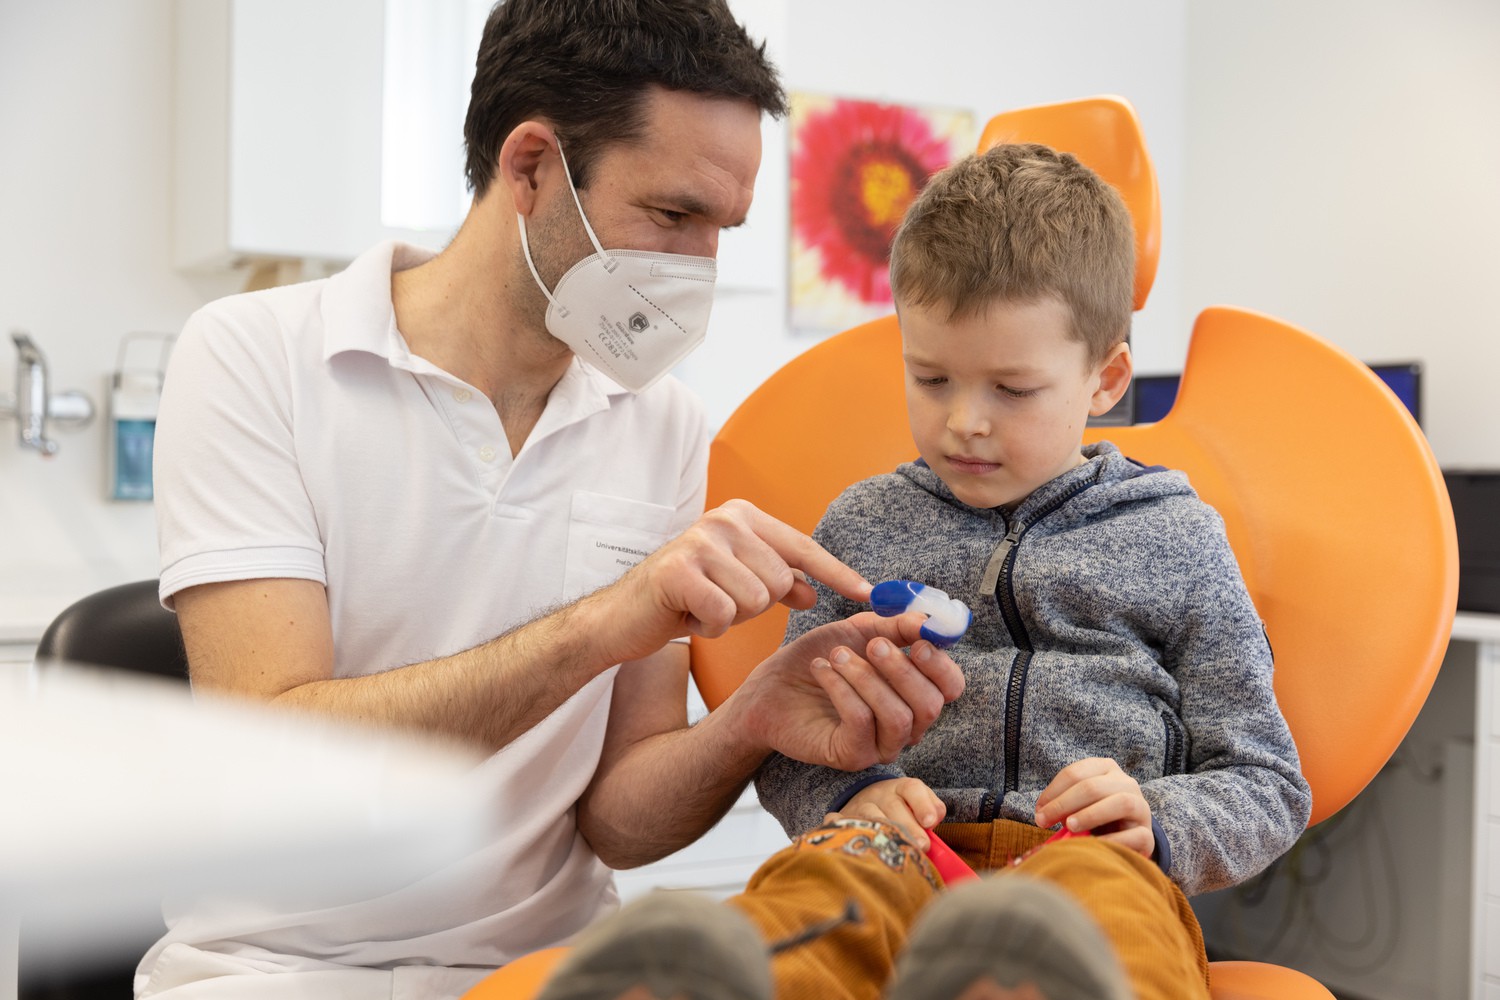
[{"left": 946, "top": 399, "right": 991, "bottom": 437}]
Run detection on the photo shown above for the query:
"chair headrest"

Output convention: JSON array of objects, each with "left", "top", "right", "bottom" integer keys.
[{"left": 977, "top": 95, "right": 1161, "bottom": 312}]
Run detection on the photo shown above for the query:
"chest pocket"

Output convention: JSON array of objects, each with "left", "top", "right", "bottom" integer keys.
[{"left": 563, "top": 491, "right": 678, "bottom": 602}]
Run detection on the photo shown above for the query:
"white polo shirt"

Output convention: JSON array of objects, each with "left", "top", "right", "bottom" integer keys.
[{"left": 145, "top": 242, "right": 709, "bottom": 987}]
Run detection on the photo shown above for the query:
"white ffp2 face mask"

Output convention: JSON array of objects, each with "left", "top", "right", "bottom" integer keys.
[{"left": 518, "top": 146, "right": 717, "bottom": 393}]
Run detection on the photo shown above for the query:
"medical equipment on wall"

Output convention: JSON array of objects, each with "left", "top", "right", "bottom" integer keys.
[{"left": 107, "top": 333, "right": 174, "bottom": 500}]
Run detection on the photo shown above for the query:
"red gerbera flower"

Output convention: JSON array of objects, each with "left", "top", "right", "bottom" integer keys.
[{"left": 792, "top": 97, "right": 962, "bottom": 306}]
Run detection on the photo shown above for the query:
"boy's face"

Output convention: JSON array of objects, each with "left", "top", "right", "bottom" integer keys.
[{"left": 899, "top": 296, "right": 1132, "bottom": 510}]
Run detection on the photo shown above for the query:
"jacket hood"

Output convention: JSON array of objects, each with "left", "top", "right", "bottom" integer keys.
[{"left": 896, "top": 440, "right": 1197, "bottom": 526}]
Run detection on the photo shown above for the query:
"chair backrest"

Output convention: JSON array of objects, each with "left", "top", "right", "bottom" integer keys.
[
  {"left": 35, "top": 579, "right": 189, "bottom": 682},
  {"left": 691, "top": 315, "right": 909, "bottom": 710},
  {"left": 1082, "top": 306, "right": 1455, "bottom": 823},
  {"left": 977, "top": 95, "right": 1161, "bottom": 311},
  {"left": 690, "top": 306, "right": 1456, "bottom": 828}
]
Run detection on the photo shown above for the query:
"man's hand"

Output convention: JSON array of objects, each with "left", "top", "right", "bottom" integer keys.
[
  {"left": 833, "top": 777, "right": 946, "bottom": 850},
  {"left": 587, "top": 499, "right": 873, "bottom": 666},
  {"left": 1034, "top": 757, "right": 1155, "bottom": 859},
  {"left": 727, "top": 610, "right": 964, "bottom": 773}
]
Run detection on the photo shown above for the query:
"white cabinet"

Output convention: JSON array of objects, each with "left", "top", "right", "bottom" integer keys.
[
  {"left": 171, "top": 0, "right": 786, "bottom": 287},
  {"left": 1472, "top": 614, "right": 1500, "bottom": 997},
  {"left": 173, "top": 0, "right": 452, "bottom": 268}
]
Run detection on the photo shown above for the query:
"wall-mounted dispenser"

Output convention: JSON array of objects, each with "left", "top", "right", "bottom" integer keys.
[
  {"left": 0, "top": 331, "right": 95, "bottom": 455},
  {"left": 108, "top": 333, "right": 175, "bottom": 501}
]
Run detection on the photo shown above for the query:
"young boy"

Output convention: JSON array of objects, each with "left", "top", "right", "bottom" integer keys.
[{"left": 538, "top": 144, "right": 1310, "bottom": 1000}]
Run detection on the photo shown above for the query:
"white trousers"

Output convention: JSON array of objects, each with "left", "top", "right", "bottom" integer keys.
[{"left": 137, "top": 944, "right": 493, "bottom": 1000}]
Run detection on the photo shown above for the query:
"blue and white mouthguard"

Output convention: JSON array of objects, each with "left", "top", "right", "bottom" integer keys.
[{"left": 869, "top": 580, "right": 972, "bottom": 649}]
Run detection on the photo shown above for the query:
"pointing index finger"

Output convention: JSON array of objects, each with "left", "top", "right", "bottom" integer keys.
[{"left": 748, "top": 506, "right": 871, "bottom": 604}]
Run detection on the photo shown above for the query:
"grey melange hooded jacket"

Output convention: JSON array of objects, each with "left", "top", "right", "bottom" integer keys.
[{"left": 755, "top": 441, "right": 1312, "bottom": 896}]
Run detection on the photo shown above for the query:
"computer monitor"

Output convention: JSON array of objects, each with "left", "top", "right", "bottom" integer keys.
[
  {"left": 1132, "top": 373, "right": 1181, "bottom": 424},
  {"left": 1128, "top": 363, "right": 1422, "bottom": 427},
  {"left": 1367, "top": 362, "right": 1422, "bottom": 427}
]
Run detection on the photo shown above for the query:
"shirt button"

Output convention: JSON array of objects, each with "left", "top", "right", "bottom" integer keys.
[
  {"left": 478, "top": 445, "right": 496, "bottom": 463},
  {"left": 453, "top": 388, "right": 472, "bottom": 403}
]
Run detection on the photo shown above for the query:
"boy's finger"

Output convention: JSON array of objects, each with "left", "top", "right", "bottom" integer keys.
[{"left": 901, "top": 784, "right": 946, "bottom": 831}]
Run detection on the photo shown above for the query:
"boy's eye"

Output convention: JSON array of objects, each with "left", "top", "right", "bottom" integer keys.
[
  {"left": 999, "top": 385, "right": 1039, "bottom": 398},
  {"left": 912, "top": 375, "right": 947, "bottom": 388}
]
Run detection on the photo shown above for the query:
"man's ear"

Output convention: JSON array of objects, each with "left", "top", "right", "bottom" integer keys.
[
  {"left": 495, "top": 121, "right": 559, "bottom": 217},
  {"left": 1089, "top": 341, "right": 1134, "bottom": 417}
]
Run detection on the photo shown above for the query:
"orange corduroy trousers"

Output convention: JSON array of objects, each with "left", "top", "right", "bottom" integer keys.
[{"left": 725, "top": 819, "right": 1210, "bottom": 1000}]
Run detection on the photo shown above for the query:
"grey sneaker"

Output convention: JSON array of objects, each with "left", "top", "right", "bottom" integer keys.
[
  {"left": 885, "top": 876, "right": 1132, "bottom": 1000},
  {"left": 536, "top": 890, "right": 773, "bottom": 1000}
]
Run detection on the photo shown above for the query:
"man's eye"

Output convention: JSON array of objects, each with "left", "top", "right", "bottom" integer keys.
[{"left": 657, "top": 209, "right": 687, "bottom": 224}]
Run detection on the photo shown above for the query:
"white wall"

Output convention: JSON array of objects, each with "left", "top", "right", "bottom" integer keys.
[
  {"left": 0, "top": 0, "right": 240, "bottom": 626},
  {"left": 1183, "top": 0, "right": 1500, "bottom": 468}
]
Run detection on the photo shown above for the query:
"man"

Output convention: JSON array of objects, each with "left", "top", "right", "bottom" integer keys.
[{"left": 140, "top": 2, "right": 963, "bottom": 996}]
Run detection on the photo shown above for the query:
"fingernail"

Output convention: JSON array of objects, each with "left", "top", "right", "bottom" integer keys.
[
  {"left": 1066, "top": 816, "right": 1078, "bottom": 831},
  {"left": 913, "top": 642, "right": 932, "bottom": 663},
  {"left": 812, "top": 657, "right": 830, "bottom": 671},
  {"left": 831, "top": 648, "right": 851, "bottom": 665},
  {"left": 870, "top": 638, "right": 890, "bottom": 657}
]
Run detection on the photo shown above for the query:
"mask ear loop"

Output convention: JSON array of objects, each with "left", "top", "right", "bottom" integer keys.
[
  {"left": 516, "top": 214, "right": 564, "bottom": 316},
  {"left": 516, "top": 137, "right": 614, "bottom": 320},
  {"left": 554, "top": 142, "right": 613, "bottom": 269}
]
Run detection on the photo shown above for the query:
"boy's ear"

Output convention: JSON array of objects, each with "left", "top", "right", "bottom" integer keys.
[{"left": 1089, "top": 341, "right": 1134, "bottom": 417}]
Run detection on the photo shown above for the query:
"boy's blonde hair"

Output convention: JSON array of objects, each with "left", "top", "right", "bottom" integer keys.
[{"left": 889, "top": 143, "right": 1135, "bottom": 366}]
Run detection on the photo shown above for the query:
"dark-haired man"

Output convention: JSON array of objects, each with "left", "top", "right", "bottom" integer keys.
[{"left": 140, "top": 1, "right": 962, "bottom": 996}]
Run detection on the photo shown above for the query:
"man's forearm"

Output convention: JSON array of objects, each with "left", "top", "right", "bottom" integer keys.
[
  {"left": 270, "top": 596, "right": 614, "bottom": 752},
  {"left": 576, "top": 699, "right": 769, "bottom": 869}
]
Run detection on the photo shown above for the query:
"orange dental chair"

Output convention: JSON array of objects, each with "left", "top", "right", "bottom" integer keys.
[{"left": 465, "top": 97, "right": 1457, "bottom": 1000}]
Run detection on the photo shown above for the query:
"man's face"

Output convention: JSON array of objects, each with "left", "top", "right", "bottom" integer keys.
[
  {"left": 900, "top": 296, "right": 1122, "bottom": 510},
  {"left": 529, "top": 86, "right": 763, "bottom": 282}
]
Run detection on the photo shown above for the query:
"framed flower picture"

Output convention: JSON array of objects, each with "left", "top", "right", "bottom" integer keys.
[{"left": 789, "top": 94, "right": 973, "bottom": 333}]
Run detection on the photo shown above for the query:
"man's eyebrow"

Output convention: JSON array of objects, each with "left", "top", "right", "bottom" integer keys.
[{"left": 654, "top": 192, "right": 747, "bottom": 228}]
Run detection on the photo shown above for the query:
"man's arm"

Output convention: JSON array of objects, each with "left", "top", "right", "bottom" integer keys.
[
  {"left": 177, "top": 577, "right": 614, "bottom": 752},
  {"left": 178, "top": 501, "right": 937, "bottom": 755}
]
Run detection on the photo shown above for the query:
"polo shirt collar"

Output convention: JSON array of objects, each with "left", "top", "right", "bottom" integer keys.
[
  {"left": 321, "top": 241, "right": 434, "bottom": 363},
  {"left": 320, "top": 240, "right": 629, "bottom": 425}
]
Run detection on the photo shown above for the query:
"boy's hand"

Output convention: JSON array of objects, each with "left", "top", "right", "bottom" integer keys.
[
  {"left": 1034, "top": 757, "right": 1154, "bottom": 859},
  {"left": 831, "top": 777, "right": 946, "bottom": 850}
]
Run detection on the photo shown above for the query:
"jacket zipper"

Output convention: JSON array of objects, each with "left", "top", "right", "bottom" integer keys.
[
  {"left": 1161, "top": 709, "right": 1186, "bottom": 774},
  {"left": 986, "top": 477, "right": 1101, "bottom": 805}
]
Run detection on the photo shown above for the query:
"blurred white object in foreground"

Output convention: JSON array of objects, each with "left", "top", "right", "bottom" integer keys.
[{"left": 0, "top": 664, "right": 492, "bottom": 979}]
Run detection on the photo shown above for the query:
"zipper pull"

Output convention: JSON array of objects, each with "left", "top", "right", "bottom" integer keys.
[{"left": 980, "top": 517, "right": 1026, "bottom": 597}]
